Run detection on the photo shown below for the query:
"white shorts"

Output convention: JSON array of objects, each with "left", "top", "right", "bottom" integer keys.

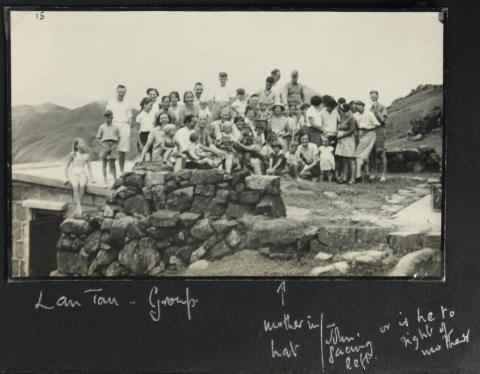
[{"left": 115, "top": 121, "right": 131, "bottom": 153}]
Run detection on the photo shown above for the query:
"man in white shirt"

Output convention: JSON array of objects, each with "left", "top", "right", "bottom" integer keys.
[
  {"left": 211, "top": 72, "right": 233, "bottom": 121},
  {"left": 106, "top": 84, "right": 132, "bottom": 173}
]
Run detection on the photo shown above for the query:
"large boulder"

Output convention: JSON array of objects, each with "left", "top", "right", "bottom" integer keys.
[
  {"left": 255, "top": 195, "right": 286, "bottom": 218},
  {"left": 144, "top": 171, "right": 168, "bottom": 188},
  {"left": 110, "top": 216, "right": 138, "bottom": 248},
  {"left": 82, "top": 230, "right": 101, "bottom": 255},
  {"left": 211, "top": 219, "right": 239, "bottom": 234},
  {"left": 389, "top": 248, "right": 439, "bottom": 277},
  {"left": 190, "top": 219, "right": 214, "bottom": 240},
  {"left": 150, "top": 211, "right": 180, "bottom": 228},
  {"left": 239, "top": 191, "right": 261, "bottom": 205},
  {"left": 224, "top": 203, "right": 255, "bottom": 220},
  {"left": 151, "top": 185, "right": 167, "bottom": 209},
  {"left": 118, "top": 238, "right": 161, "bottom": 275},
  {"left": 245, "top": 175, "right": 281, "bottom": 194},
  {"left": 208, "top": 241, "right": 233, "bottom": 260},
  {"left": 190, "top": 169, "right": 226, "bottom": 185},
  {"left": 195, "top": 184, "right": 216, "bottom": 197},
  {"left": 243, "top": 217, "right": 317, "bottom": 248},
  {"left": 104, "top": 261, "right": 129, "bottom": 277},
  {"left": 57, "top": 251, "right": 89, "bottom": 275},
  {"left": 226, "top": 229, "right": 243, "bottom": 249},
  {"left": 123, "top": 171, "right": 145, "bottom": 190},
  {"left": 166, "top": 187, "right": 194, "bottom": 212},
  {"left": 190, "top": 195, "right": 213, "bottom": 216},
  {"left": 60, "top": 219, "right": 91, "bottom": 236},
  {"left": 310, "top": 261, "right": 350, "bottom": 276},
  {"left": 88, "top": 249, "right": 118, "bottom": 275},
  {"left": 123, "top": 194, "right": 151, "bottom": 217},
  {"left": 388, "top": 231, "right": 424, "bottom": 253},
  {"left": 317, "top": 225, "right": 357, "bottom": 249},
  {"left": 178, "top": 212, "right": 201, "bottom": 227}
]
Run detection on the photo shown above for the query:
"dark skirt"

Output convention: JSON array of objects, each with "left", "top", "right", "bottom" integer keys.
[{"left": 307, "top": 127, "right": 323, "bottom": 147}]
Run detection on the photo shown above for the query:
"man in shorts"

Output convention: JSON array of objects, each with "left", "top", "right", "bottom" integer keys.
[
  {"left": 369, "top": 90, "right": 389, "bottom": 182},
  {"left": 96, "top": 110, "right": 120, "bottom": 186}
]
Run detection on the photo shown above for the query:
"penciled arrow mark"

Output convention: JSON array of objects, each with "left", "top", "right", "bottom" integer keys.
[{"left": 276, "top": 281, "right": 286, "bottom": 307}]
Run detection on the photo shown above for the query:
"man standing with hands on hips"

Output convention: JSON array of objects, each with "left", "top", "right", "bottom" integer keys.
[
  {"left": 106, "top": 84, "right": 133, "bottom": 173},
  {"left": 369, "top": 90, "right": 389, "bottom": 182}
]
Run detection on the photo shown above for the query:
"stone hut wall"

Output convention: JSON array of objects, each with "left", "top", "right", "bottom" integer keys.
[{"left": 55, "top": 168, "right": 290, "bottom": 276}]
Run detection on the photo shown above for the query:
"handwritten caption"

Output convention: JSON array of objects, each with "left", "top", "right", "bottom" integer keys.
[
  {"left": 34, "top": 287, "right": 198, "bottom": 322},
  {"left": 261, "top": 281, "right": 471, "bottom": 372}
]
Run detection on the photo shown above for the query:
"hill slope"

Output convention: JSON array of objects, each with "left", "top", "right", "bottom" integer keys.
[
  {"left": 12, "top": 100, "right": 140, "bottom": 163},
  {"left": 385, "top": 84, "right": 443, "bottom": 153}
]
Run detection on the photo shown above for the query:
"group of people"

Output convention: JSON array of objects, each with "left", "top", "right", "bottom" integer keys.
[{"left": 65, "top": 69, "right": 389, "bottom": 215}]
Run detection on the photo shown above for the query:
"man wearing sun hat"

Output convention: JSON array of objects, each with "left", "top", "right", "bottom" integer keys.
[{"left": 211, "top": 72, "right": 233, "bottom": 121}]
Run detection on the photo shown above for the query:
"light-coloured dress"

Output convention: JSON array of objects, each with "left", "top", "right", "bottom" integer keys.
[{"left": 318, "top": 145, "right": 335, "bottom": 171}]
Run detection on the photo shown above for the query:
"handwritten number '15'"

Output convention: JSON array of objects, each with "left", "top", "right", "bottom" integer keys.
[{"left": 36, "top": 12, "right": 45, "bottom": 21}]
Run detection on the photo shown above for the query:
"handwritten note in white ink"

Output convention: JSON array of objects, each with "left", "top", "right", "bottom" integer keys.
[
  {"left": 379, "top": 305, "right": 470, "bottom": 357},
  {"left": 260, "top": 282, "right": 472, "bottom": 372},
  {"left": 261, "top": 281, "right": 376, "bottom": 372},
  {"left": 34, "top": 286, "right": 199, "bottom": 323}
]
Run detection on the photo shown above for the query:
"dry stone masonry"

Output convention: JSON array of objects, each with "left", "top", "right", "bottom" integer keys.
[
  {"left": 56, "top": 168, "right": 290, "bottom": 276},
  {"left": 54, "top": 166, "right": 442, "bottom": 278}
]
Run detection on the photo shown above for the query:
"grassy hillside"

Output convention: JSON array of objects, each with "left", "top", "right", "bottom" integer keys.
[{"left": 386, "top": 84, "right": 443, "bottom": 153}]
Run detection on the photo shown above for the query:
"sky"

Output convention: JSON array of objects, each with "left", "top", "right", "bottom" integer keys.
[{"left": 10, "top": 11, "right": 443, "bottom": 109}]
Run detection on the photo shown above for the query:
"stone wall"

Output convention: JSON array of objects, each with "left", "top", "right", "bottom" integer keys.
[
  {"left": 55, "top": 168, "right": 290, "bottom": 276},
  {"left": 11, "top": 176, "right": 109, "bottom": 277}
]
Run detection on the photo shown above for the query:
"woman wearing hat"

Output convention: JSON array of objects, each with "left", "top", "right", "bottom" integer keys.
[
  {"left": 353, "top": 100, "right": 381, "bottom": 182},
  {"left": 268, "top": 102, "right": 291, "bottom": 151}
]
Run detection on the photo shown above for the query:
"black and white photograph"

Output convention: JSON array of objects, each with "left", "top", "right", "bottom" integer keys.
[{"left": 9, "top": 10, "right": 444, "bottom": 278}]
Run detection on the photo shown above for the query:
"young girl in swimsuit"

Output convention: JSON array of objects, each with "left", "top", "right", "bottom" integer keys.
[{"left": 64, "top": 137, "right": 94, "bottom": 216}]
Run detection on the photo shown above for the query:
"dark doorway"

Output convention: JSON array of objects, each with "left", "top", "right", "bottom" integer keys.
[{"left": 29, "top": 210, "right": 64, "bottom": 277}]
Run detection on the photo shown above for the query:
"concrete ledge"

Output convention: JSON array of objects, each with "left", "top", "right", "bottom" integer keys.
[
  {"left": 22, "top": 199, "right": 67, "bottom": 211},
  {"left": 12, "top": 173, "right": 111, "bottom": 197}
]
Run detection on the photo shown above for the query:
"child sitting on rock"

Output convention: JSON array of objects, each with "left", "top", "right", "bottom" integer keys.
[
  {"left": 266, "top": 141, "right": 287, "bottom": 176},
  {"left": 215, "top": 122, "right": 238, "bottom": 174}
]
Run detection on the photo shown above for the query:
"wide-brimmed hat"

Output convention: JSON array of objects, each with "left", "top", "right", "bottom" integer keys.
[
  {"left": 271, "top": 102, "right": 285, "bottom": 111},
  {"left": 353, "top": 100, "right": 365, "bottom": 107}
]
